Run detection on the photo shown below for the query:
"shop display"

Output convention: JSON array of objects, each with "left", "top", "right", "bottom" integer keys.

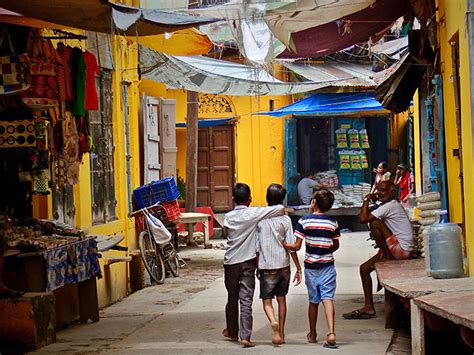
[
  {"left": 335, "top": 128, "right": 348, "bottom": 148},
  {"left": 0, "top": 120, "right": 37, "bottom": 148},
  {"left": 0, "top": 29, "right": 30, "bottom": 95},
  {"left": 359, "top": 129, "right": 370, "bottom": 148},
  {"left": 348, "top": 129, "right": 360, "bottom": 148},
  {"left": 338, "top": 150, "right": 351, "bottom": 169}
]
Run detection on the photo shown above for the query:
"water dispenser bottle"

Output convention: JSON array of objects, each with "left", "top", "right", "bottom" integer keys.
[{"left": 428, "top": 210, "right": 464, "bottom": 279}]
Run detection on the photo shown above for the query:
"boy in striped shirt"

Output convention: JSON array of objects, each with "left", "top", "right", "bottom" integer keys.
[
  {"left": 284, "top": 189, "right": 340, "bottom": 349},
  {"left": 256, "top": 184, "right": 302, "bottom": 346}
]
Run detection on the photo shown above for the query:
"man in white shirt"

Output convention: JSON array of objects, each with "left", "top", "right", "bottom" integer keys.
[
  {"left": 343, "top": 181, "right": 414, "bottom": 320},
  {"left": 222, "top": 183, "right": 284, "bottom": 347}
]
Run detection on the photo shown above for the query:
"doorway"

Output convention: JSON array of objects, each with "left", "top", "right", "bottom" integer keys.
[{"left": 197, "top": 125, "right": 235, "bottom": 212}]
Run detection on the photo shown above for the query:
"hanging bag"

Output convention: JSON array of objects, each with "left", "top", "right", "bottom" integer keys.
[
  {"left": 0, "top": 28, "right": 30, "bottom": 95},
  {"left": 21, "top": 29, "right": 59, "bottom": 109},
  {"left": 144, "top": 208, "right": 172, "bottom": 245}
]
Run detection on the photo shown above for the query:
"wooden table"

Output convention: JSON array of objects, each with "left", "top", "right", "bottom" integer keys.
[
  {"left": 178, "top": 212, "right": 211, "bottom": 249},
  {"left": 375, "top": 259, "right": 474, "bottom": 354}
]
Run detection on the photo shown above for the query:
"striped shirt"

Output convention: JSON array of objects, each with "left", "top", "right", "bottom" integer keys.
[
  {"left": 256, "top": 215, "right": 296, "bottom": 270},
  {"left": 294, "top": 214, "right": 340, "bottom": 270}
]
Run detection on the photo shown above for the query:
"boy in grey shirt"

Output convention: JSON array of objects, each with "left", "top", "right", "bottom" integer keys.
[{"left": 223, "top": 183, "right": 284, "bottom": 347}]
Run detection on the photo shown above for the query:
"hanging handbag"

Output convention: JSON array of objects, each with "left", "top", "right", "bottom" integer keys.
[
  {"left": 144, "top": 208, "right": 172, "bottom": 245},
  {"left": 0, "top": 28, "right": 30, "bottom": 95},
  {"left": 21, "top": 29, "right": 59, "bottom": 109}
]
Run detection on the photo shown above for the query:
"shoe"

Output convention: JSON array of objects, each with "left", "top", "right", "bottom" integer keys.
[
  {"left": 342, "top": 309, "right": 376, "bottom": 319},
  {"left": 323, "top": 332, "right": 338, "bottom": 349}
]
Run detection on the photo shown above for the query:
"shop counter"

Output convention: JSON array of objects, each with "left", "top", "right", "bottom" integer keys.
[
  {"left": 287, "top": 206, "right": 367, "bottom": 232},
  {"left": 4, "top": 237, "right": 101, "bottom": 328}
]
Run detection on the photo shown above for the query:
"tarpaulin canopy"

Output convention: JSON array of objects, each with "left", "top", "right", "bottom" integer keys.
[
  {"left": 258, "top": 92, "right": 385, "bottom": 116},
  {"left": 138, "top": 28, "right": 213, "bottom": 56},
  {"left": 176, "top": 118, "right": 234, "bottom": 128},
  {"left": 139, "top": 45, "right": 346, "bottom": 96},
  {"left": 0, "top": 0, "right": 219, "bottom": 36},
  {"left": 278, "top": 0, "right": 410, "bottom": 58},
  {"left": 281, "top": 61, "right": 376, "bottom": 87},
  {"left": 265, "top": 0, "right": 374, "bottom": 49}
]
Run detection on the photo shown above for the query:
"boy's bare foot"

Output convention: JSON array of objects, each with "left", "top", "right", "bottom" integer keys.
[
  {"left": 307, "top": 331, "right": 317, "bottom": 343},
  {"left": 222, "top": 328, "right": 238, "bottom": 342},
  {"left": 280, "top": 331, "right": 285, "bottom": 344},
  {"left": 271, "top": 321, "right": 282, "bottom": 345},
  {"left": 240, "top": 339, "right": 255, "bottom": 348}
]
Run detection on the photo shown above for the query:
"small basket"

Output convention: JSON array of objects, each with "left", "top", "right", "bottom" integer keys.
[{"left": 133, "top": 177, "right": 180, "bottom": 209}]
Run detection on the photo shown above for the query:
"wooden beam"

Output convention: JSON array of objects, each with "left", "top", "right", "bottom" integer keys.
[{"left": 185, "top": 90, "right": 198, "bottom": 212}]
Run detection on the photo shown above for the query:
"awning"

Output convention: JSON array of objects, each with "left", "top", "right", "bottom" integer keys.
[
  {"left": 278, "top": 0, "right": 410, "bottom": 59},
  {"left": 176, "top": 118, "right": 233, "bottom": 128},
  {"left": 139, "top": 45, "right": 346, "bottom": 96},
  {"left": 265, "top": 0, "right": 374, "bottom": 49},
  {"left": 138, "top": 28, "right": 213, "bottom": 56},
  {"left": 0, "top": 1, "right": 219, "bottom": 36},
  {"left": 281, "top": 61, "right": 376, "bottom": 88},
  {"left": 258, "top": 92, "right": 385, "bottom": 117}
]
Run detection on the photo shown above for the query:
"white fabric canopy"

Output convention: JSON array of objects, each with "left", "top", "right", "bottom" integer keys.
[{"left": 139, "top": 46, "right": 344, "bottom": 96}]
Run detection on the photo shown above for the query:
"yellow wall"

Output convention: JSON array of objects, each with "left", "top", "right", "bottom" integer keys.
[
  {"left": 233, "top": 95, "right": 291, "bottom": 206},
  {"left": 139, "top": 77, "right": 291, "bottom": 206},
  {"left": 436, "top": 0, "right": 474, "bottom": 274}
]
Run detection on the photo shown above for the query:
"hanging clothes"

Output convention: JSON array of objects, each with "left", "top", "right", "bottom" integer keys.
[
  {"left": 56, "top": 43, "right": 74, "bottom": 102},
  {"left": 83, "top": 51, "right": 99, "bottom": 111},
  {"left": 71, "top": 47, "right": 86, "bottom": 117}
]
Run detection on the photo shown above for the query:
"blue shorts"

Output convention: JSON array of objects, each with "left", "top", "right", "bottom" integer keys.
[{"left": 305, "top": 265, "right": 337, "bottom": 304}]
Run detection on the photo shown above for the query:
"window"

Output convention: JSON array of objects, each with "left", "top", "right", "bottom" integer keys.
[{"left": 89, "top": 69, "right": 117, "bottom": 224}]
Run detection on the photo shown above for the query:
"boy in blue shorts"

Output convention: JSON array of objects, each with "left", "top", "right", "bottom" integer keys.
[{"left": 284, "top": 189, "right": 340, "bottom": 348}]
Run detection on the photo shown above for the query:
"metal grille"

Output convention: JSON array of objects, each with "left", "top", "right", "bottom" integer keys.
[{"left": 89, "top": 69, "right": 117, "bottom": 224}]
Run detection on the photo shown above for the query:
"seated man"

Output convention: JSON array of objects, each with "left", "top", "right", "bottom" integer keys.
[
  {"left": 343, "top": 181, "right": 414, "bottom": 319},
  {"left": 297, "top": 170, "right": 326, "bottom": 205}
]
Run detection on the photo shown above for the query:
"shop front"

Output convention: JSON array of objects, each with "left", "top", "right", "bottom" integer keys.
[{"left": 261, "top": 92, "right": 401, "bottom": 231}]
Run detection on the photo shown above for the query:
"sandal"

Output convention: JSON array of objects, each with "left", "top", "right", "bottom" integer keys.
[
  {"left": 342, "top": 309, "right": 376, "bottom": 319},
  {"left": 307, "top": 332, "right": 317, "bottom": 343},
  {"left": 323, "top": 332, "right": 338, "bottom": 349}
]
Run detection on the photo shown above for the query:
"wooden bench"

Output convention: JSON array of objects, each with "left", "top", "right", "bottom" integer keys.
[
  {"left": 375, "top": 259, "right": 474, "bottom": 354},
  {"left": 411, "top": 291, "right": 474, "bottom": 354}
]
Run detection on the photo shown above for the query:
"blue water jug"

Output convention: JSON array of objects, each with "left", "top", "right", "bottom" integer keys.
[{"left": 428, "top": 210, "right": 464, "bottom": 279}]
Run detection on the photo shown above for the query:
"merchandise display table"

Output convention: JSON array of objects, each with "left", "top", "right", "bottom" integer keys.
[{"left": 4, "top": 237, "right": 101, "bottom": 327}]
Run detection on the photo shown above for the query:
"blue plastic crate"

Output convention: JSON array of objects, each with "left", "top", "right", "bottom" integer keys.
[{"left": 133, "top": 177, "right": 180, "bottom": 209}]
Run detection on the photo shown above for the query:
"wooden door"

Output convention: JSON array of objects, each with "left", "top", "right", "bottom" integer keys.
[
  {"left": 197, "top": 125, "right": 234, "bottom": 212},
  {"left": 159, "top": 98, "right": 177, "bottom": 179},
  {"left": 141, "top": 95, "right": 161, "bottom": 183}
]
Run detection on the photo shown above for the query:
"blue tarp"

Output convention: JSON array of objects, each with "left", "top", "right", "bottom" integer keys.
[
  {"left": 258, "top": 92, "right": 385, "bottom": 117},
  {"left": 176, "top": 118, "right": 233, "bottom": 128}
]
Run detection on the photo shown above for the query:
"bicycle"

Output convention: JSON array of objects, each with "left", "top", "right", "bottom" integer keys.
[{"left": 130, "top": 204, "right": 181, "bottom": 284}]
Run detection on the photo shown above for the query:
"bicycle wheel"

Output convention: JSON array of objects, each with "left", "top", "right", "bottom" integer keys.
[
  {"left": 164, "top": 244, "right": 180, "bottom": 277},
  {"left": 139, "top": 231, "right": 166, "bottom": 284}
]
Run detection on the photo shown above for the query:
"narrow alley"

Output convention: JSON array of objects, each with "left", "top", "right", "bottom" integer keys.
[{"left": 33, "top": 232, "right": 403, "bottom": 355}]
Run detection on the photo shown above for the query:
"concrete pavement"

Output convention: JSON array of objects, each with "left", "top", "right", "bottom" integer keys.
[{"left": 35, "top": 232, "right": 399, "bottom": 354}]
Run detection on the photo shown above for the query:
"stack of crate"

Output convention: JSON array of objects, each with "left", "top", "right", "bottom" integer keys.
[{"left": 133, "top": 176, "right": 181, "bottom": 228}]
